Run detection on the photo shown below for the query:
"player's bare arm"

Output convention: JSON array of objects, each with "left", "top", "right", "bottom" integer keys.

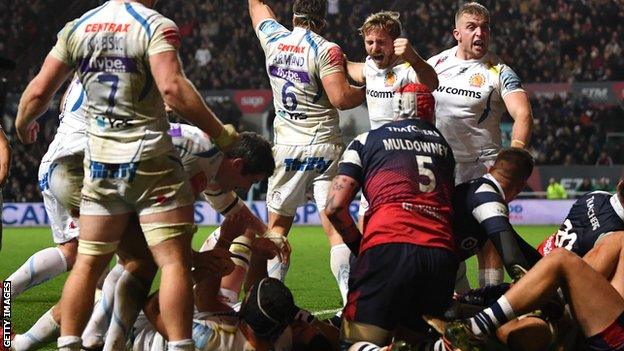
[
  {"left": 345, "top": 61, "right": 365, "bottom": 85},
  {"left": 0, "top": 126, "right": 11, "bottom": 187},
  {"left": 504, "top": 91, "right": 533, "bottom": 149},
  {"left": 324, "top": 175, "right": 362, "bottom": 255},
  {"left": 149, "top": 50, "right": 236, "bottom": 149},
  {"left": 322, "top": 72, "right": 365, "bottom": 110},
  {"left": 394, "top": 38, "right": 439, "bottom": 90},
  {"left": 15, "top": 55, "right": 73, "bottom": 144},
  {"left": 248, "top": 0, "right": 277, "bottom": 29}
]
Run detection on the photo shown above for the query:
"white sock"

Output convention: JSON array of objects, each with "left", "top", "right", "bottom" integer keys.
[
  {"left": 57, "top": 335, "right": 81, "bottom": 351},
  {"left": 167, "top": 339, "right": 195, "bottom": 350},
  {"left": 478, "top": 268, "right": 504, "bottom": 287},
  {"left": 103, "top": 270, "right": 148, "bottom": 351},
  {"left": 7, "top": 247, "right": 67, "bottom": 297},
  {"left": 267, "top": 256, "right": 290, "bottom": 282},
  {"left": 82, "top": 264, "right": 125, "bottom": 349},
  {"left": 11, "top": 307, "right": 59, "bottom": 351},
  {"left": 330, "top": 244, "right": 351, "bottom": 306}
]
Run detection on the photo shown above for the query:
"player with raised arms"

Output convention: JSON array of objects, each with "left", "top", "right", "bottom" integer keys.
[
  {"left": 345, "top": 10, "right": 439, "bottom": 232},
  {"left": 248, "top": 0, "right": 365, "bottom": 309},
  {"left": 14, "top": 1, "right": 238, "bottom": 349}
]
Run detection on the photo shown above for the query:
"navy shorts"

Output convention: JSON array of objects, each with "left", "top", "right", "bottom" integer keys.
[
  {"left": 343, "top": 243, "right": 458, "bottom": 332},
  {"left": 587, "top": 312, "right": 624, "bottom": 351}
]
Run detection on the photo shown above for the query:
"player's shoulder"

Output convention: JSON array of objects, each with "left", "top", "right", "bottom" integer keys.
[
  {"left": 257, "top": 18, "right": 290, "bottom": 37},
  {"left": 427, "top": 46, "right": 456, "bottom": 67}
]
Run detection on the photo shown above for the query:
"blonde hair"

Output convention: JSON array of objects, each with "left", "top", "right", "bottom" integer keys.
[
  {"left": 455, "top": 2, "right": 490, "bottom": 26},
  {"left": 359, "top": 11, "right": 402, "bottom": 39}
]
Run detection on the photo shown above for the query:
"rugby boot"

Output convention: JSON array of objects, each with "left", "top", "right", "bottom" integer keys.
[
  {"left": 442, "top": 320, "right": 486, "bottom": 351},
  {"left": 508, "top": 264, "right": 528, "bottom": 282}
]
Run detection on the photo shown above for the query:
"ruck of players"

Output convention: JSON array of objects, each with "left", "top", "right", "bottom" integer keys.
[{"left": 1, "top": 1, "right": 623, "bottom": 351}]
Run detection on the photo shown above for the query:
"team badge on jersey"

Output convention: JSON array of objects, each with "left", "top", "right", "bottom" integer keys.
[
  {"left": 469, "top": 73, "right": 485, "bottom": 88},
  {"left": 385, "top": 71, "right": 396, "bottom": 87}
]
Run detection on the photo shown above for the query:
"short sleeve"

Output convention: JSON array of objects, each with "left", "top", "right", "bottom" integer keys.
[
  {"left": 337, "top": 132, "right": 368, "bottom": 183},
  {"left": 49, "top": 20, "right": 76, "bottom": 66},
  {"left": 318, "top": 44, "right": 346, "bottom": 78},
  {"left": 499, "top": 65, "right": 525, "bottom": 98},
  {"left": 254, "top": 19, "right": 290, "bottom": 52},
  {"left": 148, "top": 17, "right": 181, "bottom": 56}
]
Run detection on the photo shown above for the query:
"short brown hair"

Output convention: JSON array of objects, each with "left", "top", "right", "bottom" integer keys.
[
  {"left": 494, "top": 148, "right": 534, "bottom": 183},
  {"left": 359, "top": 11, "right": 402, "bottom": 39},
  {"left": 455, "top": 2, "right": 490, "bottom": 26},
  {"left": 293, "top": 0, "right": 326, "bottom": 30}
]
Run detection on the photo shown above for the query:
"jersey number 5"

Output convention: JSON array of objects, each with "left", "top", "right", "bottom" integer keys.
[{"left": 416, "top": 155, "right": 436, "bottom": 193}]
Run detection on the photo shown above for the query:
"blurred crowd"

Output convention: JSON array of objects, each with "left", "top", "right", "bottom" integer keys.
[
  {"left": 1, "top": 1, "right": 623, "bottom": 94},
  {"left": 0, "top": 0, "right": 622, "bottom": 202}
]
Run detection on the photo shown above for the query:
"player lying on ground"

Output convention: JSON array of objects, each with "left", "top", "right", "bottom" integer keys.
[{"left": 442, "top": 247, "right": 624, "bottom": 351}]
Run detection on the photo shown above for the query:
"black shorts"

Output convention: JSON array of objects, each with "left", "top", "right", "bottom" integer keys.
[
  {"left": 587, "top": 312, "right": 624, "bottom": 351},
  {"left": 343, "top": 243, "right": 458, "bottom": 332}
]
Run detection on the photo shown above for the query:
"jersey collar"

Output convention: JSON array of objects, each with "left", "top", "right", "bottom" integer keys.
[
  {"left": 610, "top": 194, "right": 624, "bottom": 222},
  {"left": 483, "top": 173, "right": 505, "bottom": 201}
]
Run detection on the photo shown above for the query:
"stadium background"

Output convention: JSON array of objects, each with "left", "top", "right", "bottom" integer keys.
[{"left": 0, "top": 0, "right": 622, "bottom": 349}]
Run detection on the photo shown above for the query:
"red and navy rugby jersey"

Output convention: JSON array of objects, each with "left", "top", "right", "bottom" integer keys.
[{"left": 338, "top": 118, "right": 456, "bottom": 254}]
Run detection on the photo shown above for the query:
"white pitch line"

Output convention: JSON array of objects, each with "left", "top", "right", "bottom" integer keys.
[{"left": 312, "top": 308, "right": 341, "bottom": 315}]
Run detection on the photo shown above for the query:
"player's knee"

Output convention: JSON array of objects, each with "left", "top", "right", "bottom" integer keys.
[
  {"left": 59, "top": 240, "right": 79, "bottom": 269},
  {"left": 548, "top": 248, "right": 580, "bottom": 270}
]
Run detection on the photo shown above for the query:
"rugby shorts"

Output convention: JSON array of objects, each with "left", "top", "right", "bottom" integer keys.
[
  {"left": 455, "top": 159, "right": 496, "bottom": 185},
  {"left": 587, "top": 311, "right": 624, "bottom": 351},
  {"left": 342, "top": 243, "right": 458, "bottom": 336},
  {"left": 266, "top": 143, "right": 344, "bottom": 217},
  {"left": 81, "top": 150, "right": 194, "bottom": 217}
]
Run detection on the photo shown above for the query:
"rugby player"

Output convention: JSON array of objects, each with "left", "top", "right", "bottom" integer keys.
[
  {"left": 427, "top": 2, "right": 534, "bottom": 288},
  {"left": 4, "top": 77, "right": 85, "bottom": 300},
  {"left": 344, "top": 11, "right": 438, "bottom": 232},
  {"left": 9, "top": 125, "right": 275, "bottom": 351},
  {"left": 14, "top": 1, "right": 238, "bottom": 349},
  {"left": 248, "top": 0, "right": 365, "bottom": 309},
  {"left": 325, "top": 83, "right": 457, "bottom": 348},
  {"left": 452, "top": 148, "right": 542, "bottom": 279}
]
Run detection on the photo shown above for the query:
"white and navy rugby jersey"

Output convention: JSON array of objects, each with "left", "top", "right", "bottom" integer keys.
[
  {"left": 38, "top": 76, "right": 88, "bottom": 191},
  {"left": 539, "top": 192, "right": 624, "bottom": 257},
  {"left": 427, "top": 46, "right": 525, "bottom": 163},
  {"left": 255, "top": 19, "right": 345, "bottom": 145},
  {"left": 50, "top": 1, "right": 182, "bottom": 163},
  {"left": 338, "top": 118, "right": 455, "bottom": 254},
  {"left": 452, "top": 174, "right": 513, "bottom": 260},
  {"left": 363, "top": 57, "right": 418, "bottom": 130},
  {"left": 169, "top": 123, "right": 244, "bottom": 216}
]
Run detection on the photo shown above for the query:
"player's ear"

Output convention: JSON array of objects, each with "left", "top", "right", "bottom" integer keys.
[
  {"left": 453, "top": 27, "right": 461, "bottom": 41},
  {"left": 232, "top": 157, "right": 245, "bottom": 172}
]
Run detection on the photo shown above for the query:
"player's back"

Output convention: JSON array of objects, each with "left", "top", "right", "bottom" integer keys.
[
  {"left": 452, "top": 176, "right": 510, "bottom": 260},
  {"left": 344, "top": 118, "right": 455, "bottom": 253},
  {"left": 255, "top": 20, "right": 345, "bottom": 145},
  {"left": 51, "top": 1, "right": 180, "bottom": 163},
  {"left": 364, "top": 58, "right": 417, "bottom": 130},
  {"left": 544, "top": 191, "right": 624, "bottom": 256}
]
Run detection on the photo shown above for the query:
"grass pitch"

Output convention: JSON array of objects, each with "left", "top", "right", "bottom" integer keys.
[{"left": 0, "top": 225, "right": 556, "bottom": 350}]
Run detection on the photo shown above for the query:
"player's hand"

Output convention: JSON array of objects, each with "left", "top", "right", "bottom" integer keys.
[
  {"left": 251, "top": 237, "right": 281, "bottom": 261},
  {"left": 214, "top": 124, "right": 239, "bottom": 151},
  {"left": 16, "top": 121, "right": 39, "bottom": 144},
  {"left": 259, "top": 231, "right": 291, "bottom": 263},
  {"left": 394, "top": 38, "right": 417, "bottom": 62},
  {"left": 195, "top": 248, "right": 235, "bottom": 277}
]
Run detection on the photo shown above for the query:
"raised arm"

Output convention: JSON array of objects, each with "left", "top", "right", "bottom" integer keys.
[
  {"left": 504, "top": 91, "right": 533, "bottom": 149},
  {"left": 15, "top": 55, "right": 73, "bottom": 144},
  {"left": 248, "top": 0, "right": 277, "bottom": 29},
  {"left": 149, "top": 51, "right": 236, "bottom": 149},
  {"left": 394, "top": 38, "right": 439, "bottom": 90}
]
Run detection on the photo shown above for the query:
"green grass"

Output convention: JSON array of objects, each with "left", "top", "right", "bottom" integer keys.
[{"left": 0, "top": 225, "right": 556, "bottom": 350}]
